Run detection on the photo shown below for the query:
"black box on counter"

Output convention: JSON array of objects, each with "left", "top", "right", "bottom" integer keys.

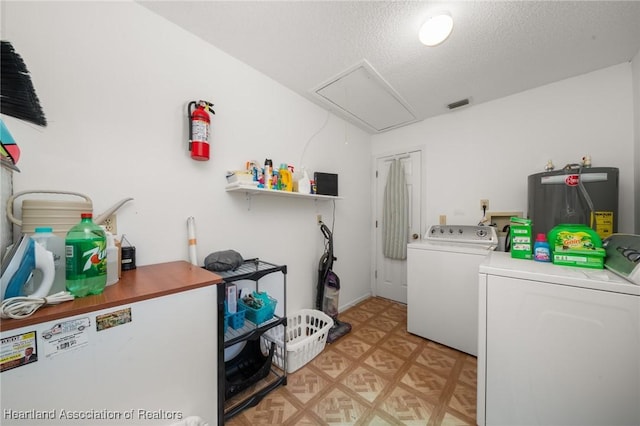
[{"left": 314, "top": 172, "right": 338, "bottom": 196}]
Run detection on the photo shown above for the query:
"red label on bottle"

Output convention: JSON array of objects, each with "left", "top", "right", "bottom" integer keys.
[{"left": 565, "top": 175, "right": 579, "bottom": 186}]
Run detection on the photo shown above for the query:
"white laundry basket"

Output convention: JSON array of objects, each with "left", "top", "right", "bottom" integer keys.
[{"left": 261, "top": 309, "right": 333, "bottom": 373}]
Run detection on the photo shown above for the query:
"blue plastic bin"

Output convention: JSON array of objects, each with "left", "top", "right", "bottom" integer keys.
[{"left": 239, "top": 292, "right": 277, "bottom": 324}]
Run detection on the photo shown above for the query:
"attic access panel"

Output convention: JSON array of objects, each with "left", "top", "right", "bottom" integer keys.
[{"left": 313, "top": 61, "right": 417, "bottom": 133}]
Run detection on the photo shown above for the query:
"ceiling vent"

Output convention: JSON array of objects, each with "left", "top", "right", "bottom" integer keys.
[
  {"left": 447, "top": 98, "right": 470, "bottom": 110},
  {"left": 311, "top": 60, "right": 417, "bottom": 133}
]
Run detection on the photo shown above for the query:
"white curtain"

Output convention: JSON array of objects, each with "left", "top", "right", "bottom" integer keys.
[{"left": 383, "top": 159, "right": 409, "bottom": 260}]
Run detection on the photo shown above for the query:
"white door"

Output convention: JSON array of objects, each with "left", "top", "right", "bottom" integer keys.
[{"left": 374, "top": 150, "right": 422, "bottom": 303}]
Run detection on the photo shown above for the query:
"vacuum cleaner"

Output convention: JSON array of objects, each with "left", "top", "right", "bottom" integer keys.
[{"left": 316, "top": 221, "right": 351, "bottom": 343}]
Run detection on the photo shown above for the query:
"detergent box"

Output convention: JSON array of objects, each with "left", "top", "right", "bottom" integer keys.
[
  {"left": 547, "top": 224, "right": 606, "bottom": 269},
  {"left": 510, "top": 217, "right": 532, "bottom": 259}
]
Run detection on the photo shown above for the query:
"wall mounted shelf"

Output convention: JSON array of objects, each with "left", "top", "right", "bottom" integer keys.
[{"left": 226, "top": 184, "right": 342, "bottom": 201}]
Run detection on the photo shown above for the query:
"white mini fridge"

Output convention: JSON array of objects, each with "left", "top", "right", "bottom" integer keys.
[{"left": 1, "top": 284, "right": 218, "bottom": 425}]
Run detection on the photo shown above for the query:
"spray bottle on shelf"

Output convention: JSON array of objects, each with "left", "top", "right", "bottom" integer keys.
[
  {"left": 105, "top": 232, "right": 119, "bottom": 285},
  {"left": 100, "top": 226, "right": 119, "bottom": 286},
  {"left": 298, "top": 167, "right": 311, "bottom": 194}
]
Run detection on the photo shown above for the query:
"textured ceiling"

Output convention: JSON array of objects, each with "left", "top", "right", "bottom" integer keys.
[{"left": 138, "top": 1, "right": 640, "bottom": 133}]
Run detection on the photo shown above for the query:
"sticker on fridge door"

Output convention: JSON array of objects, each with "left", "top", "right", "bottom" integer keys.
[
  {"left": 96, "top": 307, "right": 132, "bottom": 331},
  {"left": 1, "top": 331, "right": 38, "bottom": 372},
  {"left": 41, "top": 317, "right": 90, "bottom": 358}
]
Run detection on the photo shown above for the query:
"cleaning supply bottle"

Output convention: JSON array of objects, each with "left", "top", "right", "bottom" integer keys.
[
  {"left": 533, "top": 233, "right": 551, "bottom": 262},
  {"left": 279, "top": 163, "right": 293, "bottom": 192},
  {"left": 264, "top": 159, "right": 273, "bottom": 190},
  {"left": 298, "top": 167, "right": 311, "bottom": 194},
  {"left": 65, "top": 213, "right": 107, "bottom": 297},
  {"left": 31, "top": 227, "right": 66, "bottom": 294},
  {"left": 100, "top": 226, "right": 119, "bottom": 286}
]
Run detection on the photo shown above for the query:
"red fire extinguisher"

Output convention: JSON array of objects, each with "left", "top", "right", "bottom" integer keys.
[{"left": 187, "top": 100, "right": 215, "bottom": 161}]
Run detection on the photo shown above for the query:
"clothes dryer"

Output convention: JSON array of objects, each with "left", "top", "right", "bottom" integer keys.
[{"left": 477, "top": 252, "right": 640, "bottom": 426}]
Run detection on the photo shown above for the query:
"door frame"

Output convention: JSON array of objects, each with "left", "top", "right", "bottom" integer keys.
[{"left": 370, "top": 145, "right": 425, "bottom": 299}]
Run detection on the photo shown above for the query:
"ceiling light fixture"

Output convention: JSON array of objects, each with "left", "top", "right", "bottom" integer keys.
[{"left": 418, "top": 12, "right": 454, "bottom": 47}]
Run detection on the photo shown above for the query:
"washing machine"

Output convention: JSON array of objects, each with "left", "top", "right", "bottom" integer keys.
[{"left": 407, "top": 225, "right": 497, "bottom": 356}]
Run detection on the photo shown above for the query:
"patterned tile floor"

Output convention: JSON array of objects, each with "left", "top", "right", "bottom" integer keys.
[{"left": 226, "top": 297, "right": 477, "bottom": 425}]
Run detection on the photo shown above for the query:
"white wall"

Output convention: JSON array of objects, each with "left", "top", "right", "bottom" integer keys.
[
  {"left": 372, "top": 63, "right": 636, "bottom": 235},
  {"left": 633, "top": 50, "right": 640, "bottom": 233},
  {"left": 0, "top": 1, "right": 372, "bottom": 313}
]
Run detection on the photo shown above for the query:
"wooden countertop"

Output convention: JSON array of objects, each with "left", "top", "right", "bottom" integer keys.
[{"left": 0, "top": 261, "right": 223, "bottom": 332}]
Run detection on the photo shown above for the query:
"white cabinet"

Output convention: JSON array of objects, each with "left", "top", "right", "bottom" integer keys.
[{"left": 478, "top": 252, "right": 640, "bottom": 426}]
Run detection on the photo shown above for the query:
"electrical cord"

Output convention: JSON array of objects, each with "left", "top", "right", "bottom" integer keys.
[
  {"left": 298, "top": 110, "right": 331, "bottom": 168},
  {"left": 1, "top": 291, "right": 75, "bottom": 319},
  {"left": 478, "top": 204, "right": 489, "bottom": 226}
]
